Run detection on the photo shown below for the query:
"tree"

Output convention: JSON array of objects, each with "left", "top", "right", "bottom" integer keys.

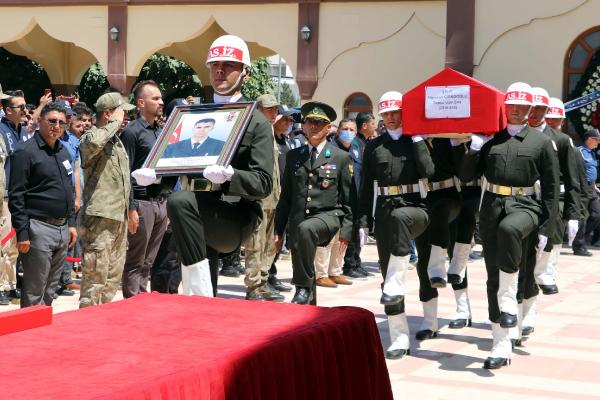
[
  {"left": 136, "top": 54, "right": 204, "bottom": 106},
  {"left": 279, "top": 82, "right": 299, "bottom": 108},
  {"left": 78, "top": 54, "right": 204, "bottom": 111},
  {"left": 0, "top": 48, "right": 51, "bottom": 101},
  {"left": 242, "top": 57, "right": 276, "bottom": 101},
  {"left": 77, "top": 63, "right": 110, "bottom": 108}
]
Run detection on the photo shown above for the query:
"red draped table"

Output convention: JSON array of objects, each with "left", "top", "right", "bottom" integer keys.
[{"left": 0, "top": 293, "right": 392, "bottom": 400}]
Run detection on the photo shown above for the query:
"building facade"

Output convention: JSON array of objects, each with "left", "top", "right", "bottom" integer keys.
[{"left": 0, "top": 0, "right": 598, "bottom": 131}]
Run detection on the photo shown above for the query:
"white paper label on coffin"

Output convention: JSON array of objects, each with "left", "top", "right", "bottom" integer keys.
[{"left": 425, "top": 85, "right": 470, "bottom": 119}]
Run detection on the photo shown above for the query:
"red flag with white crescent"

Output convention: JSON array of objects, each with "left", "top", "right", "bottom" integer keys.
[{"left": 169, "top": 120, "right": 183, "bottom": 144}]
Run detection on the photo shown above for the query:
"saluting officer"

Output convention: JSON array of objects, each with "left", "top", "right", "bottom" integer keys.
[
  {"left": 274, "top": 102, "right": 354, "bottom": 305},
  {"left": 519, "top": 90, "right": 583, "bottom": 342},
  {"left": 356, "top": 91, "right": 435, "bottom": 359},
  {"left": 136, "top": 35, "right": 274, "bottom": 297},
  {"left": 457, "top": 82, "right": 560, "bottom": 369}
]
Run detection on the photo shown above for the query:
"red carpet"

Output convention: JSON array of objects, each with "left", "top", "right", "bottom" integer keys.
[
  {"left": 0, "top": 293, "right": 392, "bottom": 400},
  {"left": 0, "top": 305, "right": 52, "bottom": 336}
]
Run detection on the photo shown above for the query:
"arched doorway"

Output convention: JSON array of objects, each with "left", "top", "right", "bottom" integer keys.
[
  {"left": 343, "top": 92, "right": 373, "bottom": 119},
  {"left": 563, "top": 26, "right": 600, "bottom": 135}
]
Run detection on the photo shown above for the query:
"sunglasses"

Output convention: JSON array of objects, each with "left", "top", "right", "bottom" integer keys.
[{"left": 45, "top": 118, "right": 68, "bottom": 128}]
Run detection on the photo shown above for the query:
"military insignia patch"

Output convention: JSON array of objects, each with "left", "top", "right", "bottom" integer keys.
[
  {"left": 349, "top": 163, "right": 354, "bottom": 175},
  {"left": 321, "top": 179, "right": 330, "bottom": 189}
]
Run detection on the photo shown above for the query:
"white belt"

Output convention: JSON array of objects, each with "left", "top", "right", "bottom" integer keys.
[
  {"left": 462, "top": 178, "right": 482, "bottom": 187},
  {"left": 428, "top": 177, "right": 456, "bottom": 192},
  {"left": 485, "top": 182, "right": 536, "bottom": 196},
  {"left": 378, "top": 184, "right": 421, "bottom": 196}
]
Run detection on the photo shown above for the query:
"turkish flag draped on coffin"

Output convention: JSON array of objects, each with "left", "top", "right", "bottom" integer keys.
[{"left": 402, "top": 67, "right": 506, "bottom": 136}]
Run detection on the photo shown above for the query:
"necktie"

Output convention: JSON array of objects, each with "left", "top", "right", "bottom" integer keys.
[
  {"left": 310, "top": 147, "right": 318, "bottom": 168},
  {"left": 193, "top": 143, "right": 200, "bottom": 150}
]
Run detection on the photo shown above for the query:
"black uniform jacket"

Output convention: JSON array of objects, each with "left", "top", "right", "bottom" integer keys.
[
  {"left": 357, "top": 133, "right": 435, "bottom": 230},
  {"left": 275, "top": 141, "right": 354, "bottom": 241},
  {"left": 543, "top": 125, "right": 582, "bottom": 221},
  {"left": 458, "top": 127, "right": 560, "bottom": 237}
]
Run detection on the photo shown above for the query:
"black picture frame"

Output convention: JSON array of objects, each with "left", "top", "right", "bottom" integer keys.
[{"left": 143, "top": 101, "right": 256, "bottom": 176}]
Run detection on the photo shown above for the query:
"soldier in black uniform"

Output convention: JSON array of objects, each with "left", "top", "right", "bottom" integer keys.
[
  {"left": 136, "top": 35, "right": 274, "bottom": 297},
  {"left": 519, "top": 90, "right": 582, "bottom": 342},
  {"left": 457, "top": 82, "right": 559, "bottom": 369},
  {"left": 445, "top": 153, "right": 482, "bottom": 330},
  {"left": 414, "top": 138, "right": 461, "bottom": 341},
  {"left": 357, "top": 91, "right": 435, "bottom": 359},
  {"left": 274, "top": 102, "right": 354, "bottom": 305}
]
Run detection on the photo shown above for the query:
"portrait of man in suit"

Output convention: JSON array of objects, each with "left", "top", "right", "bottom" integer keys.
[{"left": 162, "top": 117, "right": 226, "bottom": 158}]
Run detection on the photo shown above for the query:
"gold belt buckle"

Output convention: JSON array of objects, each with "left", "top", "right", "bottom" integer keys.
[
  {"left": 388, "top": 186, "right": 401, "bottom": 195},
  {"left": 497, "top": 185, "right": 512, "bottom": 196},
  {"left": 515, "top": 187, "right": 524, "bottom": 195}
]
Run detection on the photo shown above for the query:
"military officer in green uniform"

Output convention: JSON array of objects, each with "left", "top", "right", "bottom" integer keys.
[
  {"left": 456, "top": 82, "right": 560, "bottom": 369},
  {"left": 274, "top": 101, "right": 354, "bottom": 305},
  {"left": 519, "top": 90, "right": 582, "bottom": 342},
  {"left": 356, "top": 91, "right": 435, "bottom": 359},
  {"left": 135, "top": 35, "right": 274, "bottom": 297},
  {"left": 79, "top": 93, "right": 135, "bottom": 308}
]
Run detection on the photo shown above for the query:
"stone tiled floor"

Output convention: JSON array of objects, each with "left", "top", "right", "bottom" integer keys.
[{"left": 2, "top": 243, "right": 600, "bottom": 399}]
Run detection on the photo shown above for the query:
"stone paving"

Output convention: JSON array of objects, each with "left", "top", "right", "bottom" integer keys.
[{"left": 2, "top": 243, "right": 600, "bottom": 399}]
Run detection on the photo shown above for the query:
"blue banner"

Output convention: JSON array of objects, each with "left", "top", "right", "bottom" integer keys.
[{"left": 565, "top": 90, "right": 600, "bottom": 112}]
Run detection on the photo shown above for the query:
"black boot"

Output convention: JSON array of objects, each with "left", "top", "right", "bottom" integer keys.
[
  {"left": 291, "top": 287, "right": 313, "bottom": 304},
  {"left": 483, "top": 357, "right": 510, "bottom": 369},
  {"left": 219, "top": 254, "right": 240, "bottom": 277},
  {"left": 268, "top": 273, "right": 292, "bottom": 292},
  {"left": 0, "top": 291, "right": 10, "bottom": 306}
]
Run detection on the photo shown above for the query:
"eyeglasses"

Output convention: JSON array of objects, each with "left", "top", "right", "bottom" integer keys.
[
  {"left": 8, "top": 104, "right": 26, "bottom": 111},
  {"left": 45, "top": 118, "right": 68, "bottom": 128}
]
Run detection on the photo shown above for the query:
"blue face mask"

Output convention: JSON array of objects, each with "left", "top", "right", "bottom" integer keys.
[{"left": 338, "top": 130, "right": 356, "bottom": 144}]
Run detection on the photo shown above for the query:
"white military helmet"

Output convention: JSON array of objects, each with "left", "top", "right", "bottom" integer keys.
[
  {"left": 546, "top": 97, "right": 566, "bottom": 119},
  {"left": 531, "top": 87, "right": 550, "bottom": 107},
  {"left": 504, "top": 82, "right": 533, "bottom": 106},
  {"left": 206, "top": 35, "right": 251, "bottom": 68},
  {"left": 377, "top": 91, "right": 403, "bottom": 114}
]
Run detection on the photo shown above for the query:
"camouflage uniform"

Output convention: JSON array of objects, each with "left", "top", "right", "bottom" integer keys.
[
  {"left": 0, "top": 137, "right": 17, "bottom": 292},
  {"left": 79, "top": 120, "right": 130, "bottom": 307},
  {"left": 243, "top": 136, "right": 280, "bottom": 289}
]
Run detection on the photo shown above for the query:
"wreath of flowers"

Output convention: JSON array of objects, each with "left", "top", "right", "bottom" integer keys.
[{"left": 569, "top": 50, "right": 600, "bottom": 135}]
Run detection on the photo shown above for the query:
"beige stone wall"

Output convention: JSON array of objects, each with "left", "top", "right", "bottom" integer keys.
[
  {"left": 127, "top": 4, "right": 298, "bottom": 83},
  {"left": 0, "top": 6, "right": 107, "bottom": 85},
  {"left": 0, "top": 0, "right": 598, "bottom": 117},
  {"left": 473, "top": 0, "right": 597, "bottom": 98},
  {"left": 314, "top": 1, "right": 447, "bottom": 120}
]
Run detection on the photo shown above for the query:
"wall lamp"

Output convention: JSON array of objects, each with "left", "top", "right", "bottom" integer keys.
[
  {"left": 110, "top": 26, "right": 120, "bottom": 42},
  {"left": 300, "top": 25, "right": 311, "bottom": 42}
]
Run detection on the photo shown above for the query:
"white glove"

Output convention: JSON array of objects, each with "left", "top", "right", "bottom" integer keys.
[
  {"left": 567, "top": 220, "right": 579, "bottom": 246},
  {"left": 536, "top": 234, "right": 548, "bottom": 259},
  {"left": 469, "top": 134, "right": 492, "bottom": 151},
  {"left": 203, "top": 165, "right": 235, "bottom": 184},
  {"left": 450, "top": 137, "right": 470, "bottom": 147},
  {"left": 359, "top": 228, "right": 368, "bottom": 247},
  {"left": 132, "top": 168, "right": 161, "bottom": 186},
  {"left": 411, "top": 135, "right": 425, "bottom": 143}
]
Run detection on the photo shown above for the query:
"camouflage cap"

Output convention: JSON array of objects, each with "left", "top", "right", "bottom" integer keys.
[
  {"left": 301, "top": 101, "right": 337, "bottom": 123},
  {"left": 95, "top": 92, "right": 136, "bottom": 112},
  {"left": 256, "top": 93, "right": 279, "bottom": 108}
]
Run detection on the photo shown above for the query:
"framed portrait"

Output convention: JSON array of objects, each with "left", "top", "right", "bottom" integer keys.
[{"left": 143, "top": 102, "right": 256, "bottom": 176}]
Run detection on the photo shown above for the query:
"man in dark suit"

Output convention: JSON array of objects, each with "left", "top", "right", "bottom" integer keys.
[{"left": 162, "top": 118, "right": 225, "bottom": 158}]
